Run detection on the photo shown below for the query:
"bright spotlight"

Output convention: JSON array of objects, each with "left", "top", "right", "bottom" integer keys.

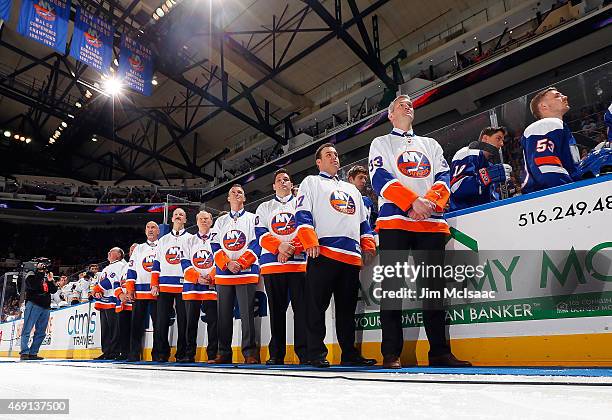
[
  {"left": 14, "top": 134, "right": 19, "bottom": 139},
  {"left": 103, "top": 78, "right": 122, "bottom": 96},
  {"left": 3, "top": 131, "right": 10, "bottom": 137},
  {"left": 25, "top": 138, "right": 31, "bottom": 144},
  {"left": 75, "top": 102, "right": 82, "bottom": 108},
  {"left": 19, "top": 136, "right": 25, "bottom": 141},
  {"left": 61, "top": 121, "right": 68, "bottom": 128},
  {"left": 152, "top": 79, "right": 158, "bottom": 86},
  {"left": 156, "top": 8, "right": 164, "bottom": 17}
]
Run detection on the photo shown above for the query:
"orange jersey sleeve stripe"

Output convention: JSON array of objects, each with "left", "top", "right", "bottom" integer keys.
[
  {"left": 297, "top": 226, "right": 319, "bottom": 249},
  {"left": 381, "top": 180, "right": 419, "bottom": 212},
  {"left": 124, "top": 280, "right": 135, "bottom": 292},
  {"left": 159, "top": 285, "right": 183, "bottom": 293},
  {"left": 93, "top": 284, "right": 104, "bottom": 294},
  {"left": 377, "top": 218, "right": 450, "bottom": 234},
  {"left": 534, "top": 156, "right": 562, "bottom": 166},
  {"left": 319, "top": 247, "right": 362, "bottom": 266},
  {"left": 135, "top": 292, "right": 156, "bottom": 300},
  {"left": 424, "top": 183, "right": 450, "bottom": 212},
  {"left": 260, "top": 233, "right": 282, "bottom": 254}
]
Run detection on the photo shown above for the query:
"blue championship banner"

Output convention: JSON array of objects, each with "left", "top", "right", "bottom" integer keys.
[
  {"left": 17, "top": 0, "right": 71, "bottom": 53},
  {"left": 1, "top": 0, "right": 12, "bottom": 23},
  {"left": 69, "top": 7, "right": 114, "bottom": 74},
  {"left": 118, "top": 34, "right": 153, "bottom": 96}
]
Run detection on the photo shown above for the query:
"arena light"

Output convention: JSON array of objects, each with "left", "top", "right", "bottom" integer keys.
[
  {"left": 85, "top": 90, "right": 93, "bottom": 99},
  {"left": 3, "top": 130, "right": 10, "bottom": 137},
  {"left": 19, "top": 136, "right": 25, "bottom": 141},
  {"left": 25, "top": 138, "right": 31, "bottom": 144},
  {"left": 61, "top": 121, "right": 67, "bottom": 128},
  {"left": 103, "top": 77, "right": 122, "bottom": 96},
  {"left": 152, "top": 78, "right": 158, "bottom": 86},
  {"left": 14, "top": 134, "right": 19, "bottom": 139},
  {"left": 54, "top": 130, "right": 61, "bottom": 137},
  {"left": 75, "top": 102, "right": 82, "bottom": 108},
  {"left": 165, "top": 0, "right": 173, "bottom": 8},
  {"left": 152, "top": 12, "right": 159, "bottom": 20},
  {"left": 161, "top": 4, "right": 169, "bottom": 13},
  {"left": 156, "top": 8, "right": 164, "bottom": 17},
  {"left": 113, "top": 58, "right": 119, "bottom": 66},
  {"left": 92, "top": 136, "right": 98, "bottom": 142}
]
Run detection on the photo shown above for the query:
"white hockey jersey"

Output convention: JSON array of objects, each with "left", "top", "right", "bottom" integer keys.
[
  {"left": 368, "top": 128, "right": 451, "bottom": 233},
  {"left": 255, "top": 194, "right": 306, "bottom": 275},
  {"left": 126, "top": 240, "right": 158, "bottom": 300},
  {"left": 210, "top": 209, "right": 260, "bottom": 285},
  {"left": 295, "top": 172, "right": 375, "bottom": 266},
  {"left": 151, "top": 229, "right": 193, "bottom": 293},
  {"left": 180, "top": 232, "right": 217, "bottom": 300},
  {"left": 93, "top": 259, "right": 127, "bottom": 310}
]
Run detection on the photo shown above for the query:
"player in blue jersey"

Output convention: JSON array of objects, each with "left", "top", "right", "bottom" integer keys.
[
  {"left": 521, "top": 87, "right": 581, "bottom": 193},
  {"left": 449, "top": 127, "right": 512, "bottom": 211}
]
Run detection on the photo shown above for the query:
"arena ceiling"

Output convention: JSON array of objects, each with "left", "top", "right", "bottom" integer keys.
[{"left": 0, "top": 0, "right": 500, "bottom": 184}]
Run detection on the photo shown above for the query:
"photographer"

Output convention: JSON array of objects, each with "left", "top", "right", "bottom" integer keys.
[{"left": 20, "top": 262, "right": 57, "bottom": 361}]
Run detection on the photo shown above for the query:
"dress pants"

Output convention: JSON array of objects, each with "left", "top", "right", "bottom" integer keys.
[
  {"left": 99, "top": 307, "right": 120, "bottom": 357},
  {"left": 184, "top": 299, "right": 219, "bottom": 360},
  {"left": 117, "top": 310, "right": 132, "bottom": 358},
  {"left": 216, "top": 284, "right": 257, "bottom": 359},
  {"left": 304, "top": 255, "right": 360, "bottom": 362},
  {"left": 129, "top": 299, "right": 158, "bottom": 360},
  {"left": 263, "top": 272, "right": 307, "bottom": 362},
  {"left": 378, "top": 230, "right": 451, "bottom": 358},
  {"left": 155, "top": 292, "right": 186, "bottom": 361}
]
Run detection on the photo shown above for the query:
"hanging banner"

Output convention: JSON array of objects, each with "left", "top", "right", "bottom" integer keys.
[
  {"left": 118, "top": 34, "right": 153, "bottom": 96},
  {"left": 69, "top": 7, "right": 114, "bottom": 74},
  {"left": 1, "top": 0, "right": 12, "bottom": 23},
  {"left": 17, "top": 0, "right": 71, "bottom": 53}
]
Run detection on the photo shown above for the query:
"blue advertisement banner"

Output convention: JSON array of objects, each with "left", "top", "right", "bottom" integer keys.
[
  {"left": 118, "top": 34, "right": 153, "bottom": 96},
  {"left": 17, "top": 0, "right": 71, "bottom": 53},
  {"left": 69, "top": 7, "right": 114, "bottom": 74}
]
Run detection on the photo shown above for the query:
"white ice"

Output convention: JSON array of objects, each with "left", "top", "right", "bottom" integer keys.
[{"left": 1, "top": 359, "right": 611, "bottom": 420}]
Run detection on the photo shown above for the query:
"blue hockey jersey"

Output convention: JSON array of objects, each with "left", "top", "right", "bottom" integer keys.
[
  {"left": 520, "top": 118, "right": 580, "bottom": 194},
  {"left": 449, "top": 146, "right": 499, "bottom": 211}
]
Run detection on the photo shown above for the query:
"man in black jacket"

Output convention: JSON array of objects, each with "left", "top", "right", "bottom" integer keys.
[{"left": 19, "top": 263, "right": 57, "bottom": 360}]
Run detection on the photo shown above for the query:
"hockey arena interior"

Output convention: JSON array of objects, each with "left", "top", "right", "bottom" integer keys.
[{"left": 0, "top": 0, "right": 611, "bottom": 418}]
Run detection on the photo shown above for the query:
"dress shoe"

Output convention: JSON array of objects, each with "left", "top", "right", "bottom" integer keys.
[
  {"left": 382, "top": 356, "right": 402, "bottom": 369},
  {"left": 20, "top": 353, "right": 30, "bottom": 360},
  {"left": 29, "top": 355, "right": 44, "bottom": 360},
  {"left": 429, "top": 353, "right": 472, "bottom": 367},
  {"left": 208, "top": 354, "right": 232, "bottom": 364},
  {"left": 341, "top": 356, "right": 377, "bottom": 367},
  {"left": 266, "top": 358, "right": 284, "bottom": 365},
  {"left": 310, "top": 358, "right": 330, "bottom": 368},
  {"left": 244, "top": 356, "right": 259, "bottom": 364}
]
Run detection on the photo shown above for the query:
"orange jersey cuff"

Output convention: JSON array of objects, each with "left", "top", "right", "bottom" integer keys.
[
  {"left": 260, "top": 233, "right": 282, "bottom": 254},
  {"left": 360, "top": 237, "right": 377, "bottom": 254},
  {"left": 424, "top": 183, "right": 450, "bottom": 212},
  {"left": 150, "top": 272, "right": 160, "bottom": 288},
  {"left": 93, "top": 284, "right": 104, "bottom": 294},
  {"left": 383, "top": 181, "right": 419, "bottom": 212},
  {"left": 124, "top": 280, "right": 135, "bottom": 292},
  {"left": 184, "top": 267, "right": 199, "bottom": 283},
  {"left": 297, "top": 226, "right": 319, "bottom": 249},
  {"left": 237, "top": 250, "right": 257, "bottom": 270},
  {"left": 214, "top": 251, "right": 231, "bottom": 271}
]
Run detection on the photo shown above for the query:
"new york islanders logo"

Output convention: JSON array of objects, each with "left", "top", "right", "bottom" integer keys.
[
  {"left": 34, "top": 1, "right": 56, "bottom": 21},
  {"left": 329, "top": 191, "right": 356, "bottom": 215},
  {"left": 165, "top": 247, "right": 182, "bottom": 264},
  {"left": 129, "top": 54, "right": 144, "bottom": 71},
  {"left": 223, "top": 230, "right": 246, "bottom": 251},
  {"left": 192, "top": 249, "right": 213, "bottom": 270},
  {"left": 397, "top": 151, "right": 431, "bottom": 178},
  {"left": 271, "top": 213, "right": 296, "bottom": 235},
  {"left": 142, "top": 255, "right": 155, "bottom": 272},
  {"left": 84, "top": 29, "right": 102, "bottom": 48}
]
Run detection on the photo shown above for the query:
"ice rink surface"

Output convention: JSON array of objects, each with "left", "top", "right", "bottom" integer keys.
[{"left": 1, "top": 358, "right": 612, "bottom": 420}]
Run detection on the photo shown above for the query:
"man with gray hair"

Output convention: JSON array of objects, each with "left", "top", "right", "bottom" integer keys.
[{"left": 368, "top": 94, "right": 471, "bottom": 368}]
